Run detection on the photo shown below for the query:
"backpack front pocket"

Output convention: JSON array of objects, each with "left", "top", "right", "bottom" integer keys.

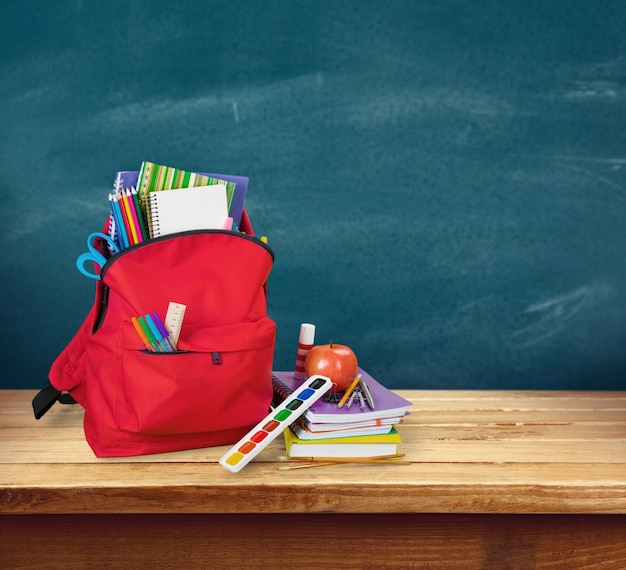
[{"left": 116, "top": 318, "right": 275, "bottom": 435}]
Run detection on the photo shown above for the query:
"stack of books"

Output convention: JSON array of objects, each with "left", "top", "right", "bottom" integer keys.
[{"left": 272, "top": 368, "right": 411, "bottom": 458}]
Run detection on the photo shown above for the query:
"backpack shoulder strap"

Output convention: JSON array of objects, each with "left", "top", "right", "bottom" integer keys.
[{"left": 32, "top": 384, "right": 77, "bottom": 419}]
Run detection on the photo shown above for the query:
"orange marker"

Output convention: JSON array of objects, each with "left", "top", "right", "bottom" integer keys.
[{"left": 131, "top": 316, "right": 154, "bottom": 351}]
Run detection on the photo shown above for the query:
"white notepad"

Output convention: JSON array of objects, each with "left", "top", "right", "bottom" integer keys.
[{"left": 148, "top": 184, "right": 229, "bottom": 238}]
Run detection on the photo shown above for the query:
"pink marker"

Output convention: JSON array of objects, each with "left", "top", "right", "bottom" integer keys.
[{"left": 294, "top": 323, "right": 315, "bottom": 380}]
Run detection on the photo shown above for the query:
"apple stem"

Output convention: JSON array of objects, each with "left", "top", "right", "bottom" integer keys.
[{"left": 329, "top": 340, "right": 333, "bottom": 348}]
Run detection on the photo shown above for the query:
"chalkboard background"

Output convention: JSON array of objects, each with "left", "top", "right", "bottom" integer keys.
[{"left": 2, "top": 1, "right": 625, "bottom": 390}]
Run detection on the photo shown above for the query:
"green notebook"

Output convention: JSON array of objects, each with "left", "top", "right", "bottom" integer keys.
[{"left": 136, "top": 161, "right": 236, "bottom": 230}]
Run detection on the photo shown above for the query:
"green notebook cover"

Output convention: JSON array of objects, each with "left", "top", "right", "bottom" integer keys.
[{"left": 136, "top": 161, "right": 236, "bottom": 230}]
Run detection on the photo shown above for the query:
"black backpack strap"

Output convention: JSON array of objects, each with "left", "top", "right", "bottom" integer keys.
[{"left": 32, "top": 384, "right": 77, "bottom": 419}]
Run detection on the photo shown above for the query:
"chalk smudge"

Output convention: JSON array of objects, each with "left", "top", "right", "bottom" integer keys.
[{"left": 511, "top": 284, "right": 611, "bottom": 348}]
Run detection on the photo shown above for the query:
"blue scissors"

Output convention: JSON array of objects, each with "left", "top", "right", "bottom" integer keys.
[{"left": 76, "top": 232, "right": 120, "bottom": 280}]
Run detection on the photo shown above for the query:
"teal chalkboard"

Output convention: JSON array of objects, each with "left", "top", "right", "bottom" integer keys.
[{"left": 1, "top": 1, "right": 625, "bottom": 389}]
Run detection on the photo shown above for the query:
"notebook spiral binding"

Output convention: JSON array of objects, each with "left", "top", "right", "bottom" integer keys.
[
  {"left": 147, "top": 192, "right": 160, "bottom": 238},
  {"left": 106, "top": 214, "right": 118, "bottom": 254},
  {"left": 271, "top": 374, "right": 293, "bottom": 403}
]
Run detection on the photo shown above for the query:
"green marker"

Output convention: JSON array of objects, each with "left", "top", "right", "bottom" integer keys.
[{"left": 138, "top": 315, "right": 161, "bottom": 352}]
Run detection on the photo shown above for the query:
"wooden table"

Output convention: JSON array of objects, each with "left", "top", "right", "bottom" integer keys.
[{"left": 1, "top": 390, "right": 625, "bottom": 569}]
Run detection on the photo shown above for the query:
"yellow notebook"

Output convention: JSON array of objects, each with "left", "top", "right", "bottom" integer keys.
[{"left": 283, "top": 426, "right": 401, "bottom": 458}]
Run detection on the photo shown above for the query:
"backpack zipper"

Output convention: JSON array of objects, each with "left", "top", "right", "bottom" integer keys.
[
  {"left": 99, "top": 229, "right": 274, "bottom": 281},
  {"left": 92, "top": 285, "right": 109, "bottom": 333}
]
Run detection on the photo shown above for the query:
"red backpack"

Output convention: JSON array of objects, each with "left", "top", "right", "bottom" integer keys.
[{"left": 33, "top": 211, "right": 276, "bottom": 457}]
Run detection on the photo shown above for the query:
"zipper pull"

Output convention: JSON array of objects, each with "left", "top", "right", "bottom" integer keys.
[{"left": 212, "top": 352, "right": 222, "bottom": 365}]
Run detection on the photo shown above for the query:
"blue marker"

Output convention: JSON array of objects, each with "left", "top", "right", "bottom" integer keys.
[{"left": 145, "top": 314, "right": 170, "bottom": 352}]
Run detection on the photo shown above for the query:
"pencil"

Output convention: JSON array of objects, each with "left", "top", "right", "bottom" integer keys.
[
  {"left": 277, "top": 457, "right": 410, "bottom": 471},
  {"left": 126, "top": 189, "right": 144, "bottom": 243},
  {"left": 278, "top": 462, "right": 342, "bottom": 471},
  {"left": 120, "top": 190, "right": 139, "bottom": 245},
  {"left": 337, "top": 374, "right": 362, "bottom": 408},
  {"left": 109, "top": 193, "right": 129, "bottom": 249},
  {"left": 131, "top": 187, "right": 148, "bottom": 240},
  {"left": 278, "top": 453, "right": 406, "bottom": 463},
  {"left": 114, "top": 191, "right": 134, "bottom": 247}
]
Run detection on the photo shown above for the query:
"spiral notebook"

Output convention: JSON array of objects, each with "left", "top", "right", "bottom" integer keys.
[
  {"left": 148, "top": 184, "right": 229, "bottom": 238},
  {"left": 272, "top": 368, "right": 411, "bottom": 425}
]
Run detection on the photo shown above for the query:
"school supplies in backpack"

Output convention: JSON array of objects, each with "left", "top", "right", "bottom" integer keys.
[{"left": 33, "top": 191, "right": 276, "bottom": 457}]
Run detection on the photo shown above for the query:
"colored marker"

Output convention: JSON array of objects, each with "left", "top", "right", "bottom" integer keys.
[
  {"left": 138, "top": 315, "right": 161, "bottom": 352},
  {"left": 151, "top": 312, "right": 175, "bottom": 352},
  {"left": 219, "top": 375, "right": 333, "bottom": 473},
  {"left": 294, "top": 323, "right": 315, "bottom": 380},
  {"left": 145, "top": 313, "right": 170, "bottom": 352},
  {"left": 131, "top": 316, "right": 155, "bottom": 351}
]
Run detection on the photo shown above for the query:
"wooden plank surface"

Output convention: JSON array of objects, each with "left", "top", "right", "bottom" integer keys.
[
  {"left": 1, "top": 389, "right": 625, "bottom": 515},
  {"left": 2, "top": 513, "right": 626, "bottom": 570}
]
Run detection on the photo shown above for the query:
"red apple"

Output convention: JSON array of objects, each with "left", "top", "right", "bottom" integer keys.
[{"left": 304, "top": 341, "right": 359, "bottom": 391}]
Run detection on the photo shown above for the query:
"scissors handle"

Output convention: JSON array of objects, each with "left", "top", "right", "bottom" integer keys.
[
  {"left": 76, "top": 252, "right": 105, "bottom": 279},
  {"left": 76, "top": 232, "right": 120, "bottom": 280}
]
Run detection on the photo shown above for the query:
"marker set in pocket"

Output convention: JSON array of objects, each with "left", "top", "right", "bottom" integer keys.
[
  {"left": 130, "top": 302, "right": 186, "bottom": 352},
  {"left": 131, "top": 312, "right": 174, "bottom": 352},
  {"left": 219, "top": 375, "right": 333, "bottom": 472}
]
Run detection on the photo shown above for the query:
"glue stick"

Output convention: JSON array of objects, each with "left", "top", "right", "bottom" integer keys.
[{"left": 294, "top": 323, "right": 315, "bottom": 380}]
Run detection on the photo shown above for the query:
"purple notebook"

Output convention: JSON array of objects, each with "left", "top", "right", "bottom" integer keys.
[
  {"left": 272, "top": 368, "right": 411, "bottom": 424},
  {"left": 114, "top": 170, "right": 249, "bottom": 228}
]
